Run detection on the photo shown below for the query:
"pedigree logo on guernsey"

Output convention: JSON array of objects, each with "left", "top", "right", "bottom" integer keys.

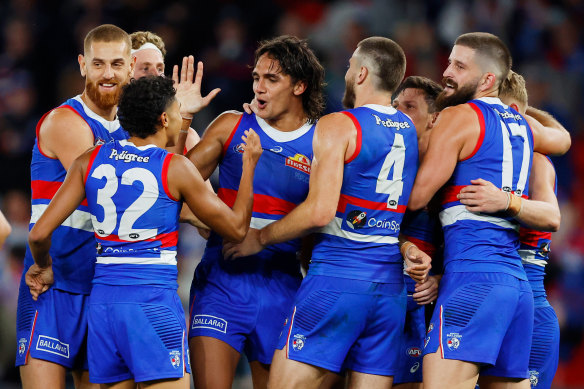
[
  {"left": 285, "top": 154, "right": 311, "bottom": 174},
  {"left": 192, "top": 314, "right": 227, "bottom": 333},
  {"left": 372, "top": 114, "right": 410, "bottom": 130},
  {"left": 108, "top": 149, "right": 150, "bottom": 163},
  {"left": 36, "top": 335, "right": 70, "bottom": 358}
]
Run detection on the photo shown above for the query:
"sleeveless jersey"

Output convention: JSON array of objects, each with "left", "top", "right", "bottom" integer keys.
[
  {"left": 519, "top": 156, "right": 557, "bottom": 300},
  {"left": 439, "top": 97, "right": 534, "bottom": 279},
  {"left": 85, "top": 140, "right": 181, "bottom": 289},
  {"left": 203, "top": 112, "right": 314, "bottom": 274},
  {"left": 25, "top": 95, "right": 128, "bottom": 294},
  {"left": 310, "top": 104, "right": 419, "bottom": 283}
]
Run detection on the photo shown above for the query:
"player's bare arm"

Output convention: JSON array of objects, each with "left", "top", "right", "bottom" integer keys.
[
  {"left": 408, "top": 104, "right": 479, "bottom": 210},
  {"left": 527, "top": 106, "right": 571, "bottom": 156},
  {"left": 185, "top": 111, "right": 242, "bottom": 180},
  {"left": 38, "top": 108, "right": 95, "bottom": 170},
  {"left": 171, "top": 129, "right": 262, "bottom": 242},
  {"left": 26, "top": 150, "right": 92, "bottom": 300},
  {"left": 0, "top": 211, "right": 11, "bottom": 249},
  {"left": 458, "top": 152, "right": 560, "bottom": 232}
]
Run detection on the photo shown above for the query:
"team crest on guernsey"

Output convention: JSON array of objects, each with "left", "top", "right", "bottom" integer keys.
[
  {"left": 427, "top": 323, "right": 434, "bottom": 334},
  {"left": 285, "top": 154, "right": 311, "bottom": 174},
  {"left": 233, "top": 143, "right": 245, "bottom": 154},
  {"left": 446, "top": 333, "right": 462, "bottom": 350},
  {"left": 292, "top": 334, "right": 306, "bottom": 351},
  {"left": 18, "top": 338, "right": 27, "bottom": 356},
  {"left": 169, "top": 350, "right": 181, "bottom": 368},
  {"left": 529, "top": 370, "right": 539, "bottom": 386},
  {"left": 346, "top": 210, "right": 367, "bottom": 230},
  {"left": 94, "top": 137, "right": 105, "bottom": 146}
]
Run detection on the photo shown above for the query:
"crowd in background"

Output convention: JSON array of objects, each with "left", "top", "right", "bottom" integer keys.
[{"left": 0, "top": 0, "right": 582, "bottom": 387}]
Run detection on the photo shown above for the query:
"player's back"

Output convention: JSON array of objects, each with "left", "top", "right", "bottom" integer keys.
[
  {"left": 310, "top": 104, "right": 419, "bottom": 283},
  {"left": 85, "top": 140, "right": 181, "bottom": 289},
  {"left": 440, "top": 97, "right": 534, "bottom": 279},
  {"left": 26, "top": 95, "right": 128, "bottom": 294},
  {"left": 203, "top": 112, "right": 314, "bottom": 275}
]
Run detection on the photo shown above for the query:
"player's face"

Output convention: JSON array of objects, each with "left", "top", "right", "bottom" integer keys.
[
  {"left": 80, "top": 40, "right": 133, "bottom": 110},
  {"left": 435, "top": 45, "right": 481, "bottom": 110},
  {"left": 133, "top": 49, "right": 165, "bottom": 79},
  {"left": 393, "top": 88, "right": 432, "bottom": 139},
  {"left": 252, "top": 54, "right": 298, "bottom": 121}
]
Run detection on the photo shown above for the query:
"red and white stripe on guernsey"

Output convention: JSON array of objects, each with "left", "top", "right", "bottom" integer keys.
[
  {"left": 319, "top": 216, "right": 399, "bottom": 244},
  {"left": 439, "top": 305, "right": 445, "bottom": 359},
  {"left": 341, "top": 112, "right": 362, "bottom": 164},
  {"left": 463, "top": 103, "right": 486, "bottom": 162},
  {"left": 285, "top": 307, "right": 297, "bottom": 359},
  {"left": 84, "top": 145, "right": 103, "bottom": 185},
  {"left": 25, "top": 310, "right": 39, "bottom": 364},
  {"left": 337, "top": 193, "right": 406, "bottom": 214}
]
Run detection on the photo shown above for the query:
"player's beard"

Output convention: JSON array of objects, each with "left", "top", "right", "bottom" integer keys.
[
  {"left": 435, "top": 77, "right": 479, "bottom": 111},
  {"left": 342, "top": 74, "right": 356, "bottom": 109},
  {"left": 85, "top": 78, "right": 123, "bottom": 111}
]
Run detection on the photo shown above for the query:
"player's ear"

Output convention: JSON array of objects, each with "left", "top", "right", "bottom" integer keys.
[
  {"left": 293, "top": 80, "right": 307, "bottom": 96},
  {"left": 78, "top": 55, "right": 86, "bottom": 77},
  {"left": 357, "top": 66, "right": 368, "bottom": 85},
  {"left": 428, "top": 112, "right": 440, "bottom": 129},
  {"left": 480, "top": 72, "right": 497, "bottom": 92},
  {"left": 510, "top": 103, "right": 519, "bottom": 112},
  {"left": 159, "top": 112, "right": 169, "bottom": 128}
]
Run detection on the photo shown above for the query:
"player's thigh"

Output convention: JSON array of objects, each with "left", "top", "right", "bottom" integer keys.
[
  {"left": 268, "top": 348, "right": 328, "bottom": 389},
  {"left": 422, "top": 351, "right": 479, "bottom": 389},
  {"left": 71, "top": 369, "right": 99, "bottom": 389},
  {"left": 189, "top": 336, "right": 240, "bottom": 389},
  {"left": 319, "top": 372, "right": 346, "bottom": 389},
  {"left": 101, "top": 378, "right": 136, "bottom": 389},
  {"left": 250, "top": 361, "right": 270, "bottom": 389},
  {"left": 346, "top": 370, "right": 393, "bottom": 389},
  {"left": 139, "top": 374, "right": 191, "bottom": 389},
  {"left": 393, "top": 383, "right": 422, "bottom": 389},
  {"left": 20, "top": 357, "right": 67, "bottom": 389}
]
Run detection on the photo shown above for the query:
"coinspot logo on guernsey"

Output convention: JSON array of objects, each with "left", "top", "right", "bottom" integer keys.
[
  {"left": 36, "top": 335, "right": 70, "bottom": 358},
  {"left": 192, "top": 314, "right": 227, "bottom": 333}
]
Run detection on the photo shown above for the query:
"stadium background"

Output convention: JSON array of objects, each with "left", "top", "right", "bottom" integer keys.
[{"left": 0, "top": 0, "right": 582, "bottom": 388}]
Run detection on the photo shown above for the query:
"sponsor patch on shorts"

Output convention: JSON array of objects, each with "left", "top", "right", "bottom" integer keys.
[
  {"left": 191, "top": 314, "right": 227, "bottom": 333},
  {"left": 36, "top": 335, "right": 70, "bottom": 358}
]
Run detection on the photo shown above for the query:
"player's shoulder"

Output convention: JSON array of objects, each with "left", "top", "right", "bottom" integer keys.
[{"left": 209, "top": 110, "right": 244, "bottom": 130}]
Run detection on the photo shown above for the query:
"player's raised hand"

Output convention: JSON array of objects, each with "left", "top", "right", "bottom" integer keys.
[
  {"left": 222, "top": 228, "right": 264, "bottom": 260},
  {"left": 403, "top": 244, "right": 431, "bottom": 283},
  {"left": 172, "top": 56, "right": 221, "bottom": 118},
  {"left": 25, "top": 263, "right": 54, "bottom": 301},
  {"left": 241, "top": 129, "right": 262, "bottom": 166},
  {"left": 458, "top": 178, "right": 508, "bottom": 213},
  {"left": 242, "top": 98, "right": 259, "bottom": 115}
]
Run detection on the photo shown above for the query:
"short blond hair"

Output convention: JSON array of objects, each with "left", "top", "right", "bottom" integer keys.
[
  {"left": 84, "top": 24, "right": 131, "bottom": 55},
  {"left": 130, "top": 31, "right": 166, "bottom": 57},
  {"left": 499, "top": 70, "right": 528, "bottom": 113}
]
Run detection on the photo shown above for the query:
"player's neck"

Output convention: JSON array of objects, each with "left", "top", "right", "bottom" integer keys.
[
  {"left": 473, "top": 87, "right": 499, "bottom": 100},
  {"left": 80, "top": 92, "right": 118, "bottom": 121},
  {"left": 354, "top": 89, "right": 392, "bottom": 109},
  {"left": 128, "top": 131, "right": 166, "bottom": 149},
  {"left": 263, "top": 108, "right": 308, "bottom": 132}
]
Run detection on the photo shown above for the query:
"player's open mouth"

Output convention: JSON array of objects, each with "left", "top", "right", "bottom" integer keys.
[
  {"left": 257, "top": 99, "right": 267, "bottom": 109},
  {"left": 443, "top": 79, "right": 457, "bottom": 92},
  {"left": 100, "top": 83, "right": 117, "bottom": 90}
]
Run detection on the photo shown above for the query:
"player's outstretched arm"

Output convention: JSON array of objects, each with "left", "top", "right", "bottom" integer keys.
[
  {"left": 259, "top": 113, "right": 351, "bottom": 246},
  {"left": 527, "top": 107, "right": 571, "bottom": 156},
  {"left": 457, "top": 153, "right": 560, "bottom": 231},
  {"left": 186, "top": 111, "right": 242, "bottom": 180},
  {"left": 408, "top": 105, "right": 476, "bottom": 211},
  {"left": 27, "top": 150, "right": 90, "bottom": 300},
  {"left": 171, "top": 129, "right": 262, "bottom": 242}
]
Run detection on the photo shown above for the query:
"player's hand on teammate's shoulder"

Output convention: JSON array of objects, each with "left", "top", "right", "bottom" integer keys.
[
  {"left": 458, "top": 178, "right": 508, "bottom": 213},
  {"left": 25, "top": 263, "right": 54, "bottom": 301},
  {"left": 403, "top": 245, "right": 431, "bottom": 284},
  {"left": 222, "top": 228, "right": 264, "bottom": 260},
  {"left": 241, "top": 129, "right": 262, "bottom": 166},
  {"left": 413, "top": 275, "right": 441, "bottom": 305},
  {"left": 172, "top": 56, "right": 221, "bottom": 118}
]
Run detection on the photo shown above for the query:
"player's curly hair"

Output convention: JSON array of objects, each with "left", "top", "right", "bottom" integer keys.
[
  {"left": 255, "top": 36, "right": 325, "bottom": 124},
  {"left": 118, "top": 76, "right": 176, "bottom": 138},
  {"left": 130, "top": 31, "right": 167, "bottom": 57}
]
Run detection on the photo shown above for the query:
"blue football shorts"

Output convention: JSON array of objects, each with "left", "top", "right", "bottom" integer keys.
[
  {"left": 189, "top": 256, "right": 302, "bottom": 364},
  {"left": 277, "top": 274, "right": 406, "bottom": 375},
  {"left": 88, "top": 284, "right": 190, "bottom": 384},
  {"left": 393, "top": 296, "right": 426, "bottom": 384},
  {"left": 15, "top": 272, "right": 89, "bottom": 369},
  {"left": 424, "top": 272, "right": 533, "bottom": 379}
]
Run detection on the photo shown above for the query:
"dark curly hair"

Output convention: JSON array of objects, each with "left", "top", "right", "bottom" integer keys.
[
  {"left": 255, "top": 35, "right": 325, "bottom": 123},
  {"left": 117, "top": 76, "right": 176, "bottom": 138}
]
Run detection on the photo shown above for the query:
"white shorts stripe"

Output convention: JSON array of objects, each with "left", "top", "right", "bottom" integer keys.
[{"left": 97, "top": 250, "right": 177, "bottom": 265}]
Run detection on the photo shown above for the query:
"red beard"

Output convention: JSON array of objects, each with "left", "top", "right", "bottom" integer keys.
[{"left": 85, "top": 78, "right": 123, "bottom": 110}]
